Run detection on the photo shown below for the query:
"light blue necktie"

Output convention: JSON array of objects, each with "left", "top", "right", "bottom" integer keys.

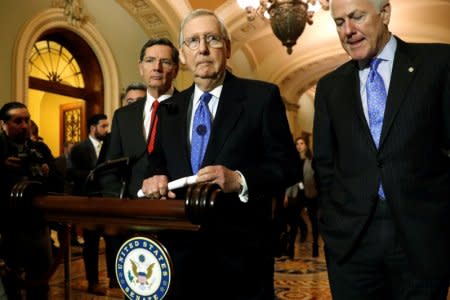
[
  {"left": 191, "top": 92, "right": 213, "bottom": 174},
  {"left": 366, "top": 58, "right": 386, "bottom": 199}
]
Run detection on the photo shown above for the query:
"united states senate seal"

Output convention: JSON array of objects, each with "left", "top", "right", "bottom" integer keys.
[{"left": 116, "top": 236, "right": 172, "bottom": 299}]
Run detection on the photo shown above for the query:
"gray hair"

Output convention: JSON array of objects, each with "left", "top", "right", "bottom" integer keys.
[
  {"left": 125, "top": 82, "right": 147, "bottom": 94},
  {"left": 330, "top": 0, "right": 389, "bottom": 12},
  {"left": 179, "top": 9, "right": 230, "bottom": 47}
]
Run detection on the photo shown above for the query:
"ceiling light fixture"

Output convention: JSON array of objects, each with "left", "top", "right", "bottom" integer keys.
[{"left": 237, "top": 0, "right": 329, "bottom": 54}]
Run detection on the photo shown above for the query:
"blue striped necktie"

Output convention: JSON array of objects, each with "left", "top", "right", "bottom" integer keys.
[
  {"left": 191, "top": 92, "right": 213, "bottom": 174},
  {"left": 366, "top": 58, "right": 386, "bottom": 199}
]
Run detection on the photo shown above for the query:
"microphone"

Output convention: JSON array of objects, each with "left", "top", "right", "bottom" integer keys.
[
  {"left": 95, "top": 157, "right": 130, "bottom": 172},
  {"left": 84, "top": 157, "right": 130, "bottom": 191},
  {"left": 137, "top": 175, "right": 198, "bottom": 198}
]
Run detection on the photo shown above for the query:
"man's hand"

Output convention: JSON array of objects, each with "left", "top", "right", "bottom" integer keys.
[
  {"left": 197, "top": 165, "right": 241, "bottom": 193},
  {"left": 4, "top": 156, "right": 22, "bottom": 170},
  {"left": 141, "top": 175, "right": 176, "bottom": 199}
]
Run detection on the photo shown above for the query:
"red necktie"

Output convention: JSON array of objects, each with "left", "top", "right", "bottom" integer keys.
[{"left": 147, "top": 100, "right": 159, "bottom": 153}]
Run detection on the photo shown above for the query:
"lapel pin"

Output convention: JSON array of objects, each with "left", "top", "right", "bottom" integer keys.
[{"left": 408, "top": 67, "right": 414, "bottom": 73}]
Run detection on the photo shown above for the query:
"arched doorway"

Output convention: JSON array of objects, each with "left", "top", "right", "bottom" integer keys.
[
  {"left": 28, "top": 29, "right": 104, "bottom": 155},
  {"left": 13, "top": 8, "right": 120, "bottom": 156}
]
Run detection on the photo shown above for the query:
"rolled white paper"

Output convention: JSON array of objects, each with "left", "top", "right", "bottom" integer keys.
[{"left": 137, "top": 175, "right": 198, "bottom": 198}]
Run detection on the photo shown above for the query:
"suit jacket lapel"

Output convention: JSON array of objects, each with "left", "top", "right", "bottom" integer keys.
[
  {"left": 343, "top": 63, "right": 378, "bottom": 152},
  {"left": 130, "top": 99, "right": 147, "bottom": 151},
  {"left": 171, "top": 88, "right": 193, "bottom": 173},
  {"left": 379, "top": 38, "right": 416, "bottom": 148},
  {"left": 87, "top": 139, "right": 97, "bottom": 166},
  {"left": 202, "top": 73, "right": 243, "bottom": 166},
  {"left": 131, "top": 100, "right": 147, "bottom": 149}
]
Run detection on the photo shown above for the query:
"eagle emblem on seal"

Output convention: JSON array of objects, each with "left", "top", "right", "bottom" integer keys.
[{"left": 130, "top": 257, "right": 155, "bottom": 286}]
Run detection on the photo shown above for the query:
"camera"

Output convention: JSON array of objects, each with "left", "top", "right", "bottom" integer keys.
[{"left": 16, "top": 144, "right": 46, "bottom": 179}]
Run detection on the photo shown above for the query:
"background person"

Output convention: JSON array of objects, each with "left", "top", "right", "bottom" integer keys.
[
  {"left": 69, "top": 114, "right": 115, "bottom": 295},
  {"left": 121, "top": 81, "right": 147, "bottom": 107},
  {"left": 0, "top": 102, "right": 53, "bottom": 299}
]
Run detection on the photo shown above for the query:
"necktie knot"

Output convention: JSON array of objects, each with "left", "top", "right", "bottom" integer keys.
[
  {"left": 151, "top": 99, "right": 160, "bottom": 111},
  {"left": 199, "top": 92, "right": 213, "bottom": 105},
  {"left": 370, "top": 58, "right": 382, "bottom": 70}
]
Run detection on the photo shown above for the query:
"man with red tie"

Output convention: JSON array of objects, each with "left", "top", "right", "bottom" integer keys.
[{"left": 101, "top": 38, "right": 179, "bottom": 198}]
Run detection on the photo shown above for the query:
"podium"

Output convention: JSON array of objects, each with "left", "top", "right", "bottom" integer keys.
[{"left": 3, "top": 180, "right": 222, "bottom": 299}]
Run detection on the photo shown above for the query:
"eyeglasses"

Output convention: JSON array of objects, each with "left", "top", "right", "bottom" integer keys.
[
  {"left": 142, "top": 57, "right": 174, "bottom": 68},
  {"left": 183, "top": 34, "right": 226, "bottom": 50}
]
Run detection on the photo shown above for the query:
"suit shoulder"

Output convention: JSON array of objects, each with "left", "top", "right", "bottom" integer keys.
[
  {"left": 405, "top": 42, "right": 450, "bottom": 56},
  {"left": 231, "top": 76, "right": 279, "bottom": 92},
  {"left": 113, "top": 98, "right": 145, "bottom": 118},
  {"left": 73, "top": 139, "right": 91, "bottom": 151},
  {"left": 317, "top": 59, "right": 354, "bottom": 87}
]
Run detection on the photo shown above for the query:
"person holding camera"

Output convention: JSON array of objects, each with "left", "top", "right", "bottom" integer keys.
[{"left": 0, "top": 101, "right": 53, "bottom": 299}]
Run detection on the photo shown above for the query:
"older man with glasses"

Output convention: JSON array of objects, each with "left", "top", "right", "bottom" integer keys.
[{"left": 141, "top": 9, "right": 301, "bottom": 300}]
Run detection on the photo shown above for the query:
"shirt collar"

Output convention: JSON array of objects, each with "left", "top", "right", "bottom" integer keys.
[
  {"left": 88, "top": 135, "right": 101, "bottom": 148},
  {"left": 144, "top": 86, "right": 175, "bottom": 112},
  {"left": 358, "top": 34, "right": 397, "bottom": 69},
  {"left": 193, "top": 85, "right": 223, "bottom": 105}
]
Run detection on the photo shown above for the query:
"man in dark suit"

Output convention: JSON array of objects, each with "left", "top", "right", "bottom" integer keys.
[
  {"left": 101, "top": 38, "right": 179, "bottom": 198},
  {"left": 69, "top": 113, "right": 115, "bottom": 295},
  {"left": 313, "top": 0, "right": 450, "bottom": 299},
  {"left": 0, "top": 102, "right": 53, "bottom": 299},
  {"left": 141, "top": 9, "right": 301, "bottom": 300}
]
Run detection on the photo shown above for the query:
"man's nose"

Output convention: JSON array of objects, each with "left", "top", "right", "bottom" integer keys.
[
  {"left": 198, "top": 37, "right": 209, "bottom": 54},
  {"left": 343, "top": 20, "right": 355, "bottom": 36}
]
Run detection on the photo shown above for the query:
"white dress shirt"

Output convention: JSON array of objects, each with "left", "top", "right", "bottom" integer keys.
[
  {"left": 359, "top": 35, "right": 397, "bottom": 124},
  {"left": 189, "top": 84, "right": 249, "bottom": 202}
]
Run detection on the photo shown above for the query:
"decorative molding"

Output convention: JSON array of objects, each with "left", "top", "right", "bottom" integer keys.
[
  {"left": 12, "top": 8, "right": 120, "bottom": 118},
  {"left": 141, "top": 12, "right": 164, "bottom": 27},
  {"left": 52, "top": 0, "right": 87, "bottom": 27},
  {"left": 283, "top": 98, "right": 300, "bottom": 111}
]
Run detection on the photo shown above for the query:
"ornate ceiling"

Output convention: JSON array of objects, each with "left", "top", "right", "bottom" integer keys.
[{"left": 117, "top": 0, "right": 450, "bottom": 105}]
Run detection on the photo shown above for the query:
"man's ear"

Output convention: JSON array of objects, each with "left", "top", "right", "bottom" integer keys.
[
  {"left": 380, "top": 3, "right": 391, "bottom": 26},
  {"left": 225, "top": 40, "right": 231, "bottom": 59},
  {"left": 179, "top": 48, "right": 186, "bottom": 65},
  {"left": 138, "top": 60, "right": 144, "bottom": 76}
]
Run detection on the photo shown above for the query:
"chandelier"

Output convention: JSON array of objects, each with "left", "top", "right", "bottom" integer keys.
[{"left": 237, "top": 0, "right": 329, "bottom": 54}]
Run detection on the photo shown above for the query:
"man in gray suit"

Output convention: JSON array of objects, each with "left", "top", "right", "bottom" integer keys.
[{"left": 313, "top": 0, "right": 450, "bottom": 299}]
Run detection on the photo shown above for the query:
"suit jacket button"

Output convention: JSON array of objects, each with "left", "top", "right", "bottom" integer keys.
[{"left": 377, "top": 161, "right": 383, "bottom": 168}]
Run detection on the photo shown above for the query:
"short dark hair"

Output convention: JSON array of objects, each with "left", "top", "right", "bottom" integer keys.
[
  {"left": 139, "top": 38, "right": 179, "bottom": 67},
  {"left": 30, "top": 120, "right": 39, "bottom": 136},
  {"left": 0, "top": 102, "right": 27, "bottom": 121},
  {"left": 125, "top": 82, "right": 147, "bottom": 94},
  {"left": 87, "top": 114, "right": 107, "bottom": 131}
]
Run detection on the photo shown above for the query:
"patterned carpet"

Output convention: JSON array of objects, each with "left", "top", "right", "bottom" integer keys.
[{"left": 274, "top": 238, "right": 331, "bottom": 300}]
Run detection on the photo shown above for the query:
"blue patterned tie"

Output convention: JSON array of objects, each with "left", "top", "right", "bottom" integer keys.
[
  {"left": 191, "top": 92, "right": 213, "bottom": 174},
  {"left": 367, "top": 58, "right": 386, "bottom": 199}
]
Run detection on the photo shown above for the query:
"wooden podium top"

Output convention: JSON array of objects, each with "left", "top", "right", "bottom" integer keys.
[{"left": 9, "top": 181, "right": 222, "bottom": 233}]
